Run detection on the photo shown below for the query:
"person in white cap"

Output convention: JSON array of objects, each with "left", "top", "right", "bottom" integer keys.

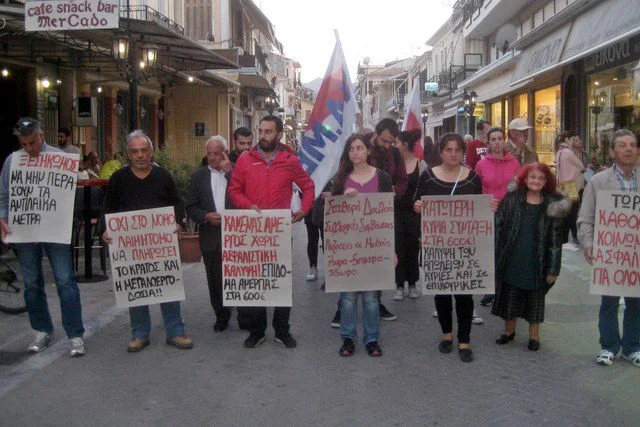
[{"left": 507, "top": 118, "right": 538, "bottom": 165}]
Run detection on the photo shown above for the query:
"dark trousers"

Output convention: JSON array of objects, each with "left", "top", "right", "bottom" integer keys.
[
  {"left": 202, "top": 249, "right": 231, "bottom": 323},
  {"left": 395, "top": 210, "right": 420, "bottom": 288},
  {"left": 305, "top": 216, "right": 323, "bottom": 267},
  {"left": 564, "top": 200, "right": 580, "bottom": 242},
  {"left": 435, "top": 294, "right": 474, "bottom": 344},
  {"left": 240, "top": 306, "right": 291, "bottom": 336}
]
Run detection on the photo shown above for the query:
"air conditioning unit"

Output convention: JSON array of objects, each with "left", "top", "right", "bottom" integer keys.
[{"left": 75, "top": 97, "right": 97, "bottom": 127}]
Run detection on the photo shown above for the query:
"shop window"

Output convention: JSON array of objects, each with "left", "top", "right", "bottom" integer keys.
[
  {"left": 490, "top": 101, "right": 503, "bottom": 128},
  {"left": 534, "top": 85, "right": 561, "bottom": 166},
  {"left": 587, "top": 61, "right": 640, "bottom": 165},
  {"left": 512, "top": 93, "right": 528, "bottom": 122}
]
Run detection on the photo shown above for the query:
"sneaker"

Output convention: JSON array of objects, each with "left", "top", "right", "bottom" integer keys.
[
  {"left": 472, "top": 310, "right": 484, "bottom": 325},
  {"left": 393, "top": 288, "right": 405, "bottom": 301},
  {"left": 306, "top": 267, "right": 318, "bottom": 281},
  {"left": 480, "top": 295, "right": 493, "bottom": 306},
  {"left": 379, "top": 304, "right": 396, "bottom": 321},
  {"left": 68, "top": 337, "right": 86, "bottom": 357},
  {"left": 596, "top": 349, "right": 618, "bottom": 366},
  {"left": 621, "top": 351, "right": 640, "bottom": 367},
  {"left": 244, "top": 333, "right": 266, "bottom": 348},
  {"left": 275, "top": 332, "right": 297, "bottom": 348},
  {"left": 408, "top": 285, "right": 420, "bottom": 299},
  {"left": 330, "top": 310, "right": 341, "bottom": 328},
  {"left": 166, "top": 335, "right": 194, "bottom": 349},
  {"left": 28, "top": 331, "right": 54, "bottom": 353},
  {"left": 127, "top": 338, "right": 150, "bottom": 353},
  {"left": 562, "top": 242, "right": 580, "bottom": 252},
  {"left": 432, "top": 310, "right": 438, "bottom": 318}
]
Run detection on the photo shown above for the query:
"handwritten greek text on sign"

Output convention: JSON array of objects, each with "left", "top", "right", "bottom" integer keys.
[
  {"left": 25, "top": 0, "right": 119, "bottom": 32},
  {"left": 222, "top": 210, "right": 292, "bottom": 307},
  {"left": 323, "top": 193, "right": 395, "bottom": 292},
  {"left": 590, "top": 191, "right": 640, "bottom": 297},
  {"left": 105, "top": 207, "right": 185, "bottom": 308},
  {"left": 421, "top": 195, "right": 494, "bottom": 295},
  {"left": 6, "top": 152, "right": 79, "bottom": 244}
]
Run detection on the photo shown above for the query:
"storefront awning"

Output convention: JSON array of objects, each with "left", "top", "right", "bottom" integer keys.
[
  {"left": 511, "top": 0, "right": 640, "bottom": 86},
  {"left": 0, "top": 6, "right": 238, "bottom": 73}
]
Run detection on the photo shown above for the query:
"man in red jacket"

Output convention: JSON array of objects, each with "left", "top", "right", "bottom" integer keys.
[{"left": 228, "top": 115, "right": 314, "bottom": 349}]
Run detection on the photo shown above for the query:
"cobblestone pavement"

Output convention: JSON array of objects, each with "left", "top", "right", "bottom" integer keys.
[{"left": 0, "top": 223, "right": 638, "bottom": 426}]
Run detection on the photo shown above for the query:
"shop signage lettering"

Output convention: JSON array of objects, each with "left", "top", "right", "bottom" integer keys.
[
  {"left": 585, "top": 36, "right": 640, "bottom": 73},
  {"left": 526, "top": 38, "right": 564, "bottom": 74},
  {"left": 25, "top": 0, "right": 119, "bottom": 32}
]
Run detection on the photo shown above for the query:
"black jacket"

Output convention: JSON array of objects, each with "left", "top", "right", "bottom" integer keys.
[
  {"left": 495, "top": 184, "right": 571, "bottom": 293},
  {"left": 185, "top": 167, "right": 232, "bottom": 252}
]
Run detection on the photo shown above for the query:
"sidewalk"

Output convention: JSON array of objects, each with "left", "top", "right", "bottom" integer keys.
[{"left": 0, "top": 223, "right": 638, "bottom": 425}]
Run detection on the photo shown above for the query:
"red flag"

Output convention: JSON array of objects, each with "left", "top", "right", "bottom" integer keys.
[{"left": 401, "top": 82, "right": 424, "bottom": 160}]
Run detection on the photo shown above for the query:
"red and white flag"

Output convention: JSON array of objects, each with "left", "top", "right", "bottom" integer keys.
[{"left": 401, "top": 82, "right": 424, "bottom": 160}]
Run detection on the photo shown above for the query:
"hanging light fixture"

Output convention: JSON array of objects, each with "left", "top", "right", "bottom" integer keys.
[
  {"left": 141, "top": 44, "right": 158, "bottom": 69},
  {"left": 1, "top": 68, "right": 9, "bottom": 78},
  {"left": 112, "top": 34, "right": 130, "bottom": 61}
]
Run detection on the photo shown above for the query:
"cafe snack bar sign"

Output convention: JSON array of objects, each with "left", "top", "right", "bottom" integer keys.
[{"left": 25, "top": 0, "right": 119, "bottom": 32}]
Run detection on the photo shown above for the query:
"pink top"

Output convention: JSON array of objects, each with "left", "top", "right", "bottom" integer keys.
[
  {"left": 345, "top": 174, "right": 379, "bottom": 194},
  {"left": 475, "top": 151, "right": 521, "bottom": 202},
  {"left": 555, "top": 147, "right": 584, "bottom": 183}
]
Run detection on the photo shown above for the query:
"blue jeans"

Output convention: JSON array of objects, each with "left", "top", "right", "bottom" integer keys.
[
  {"left": 599, "top": 296, "right": 640, "bottom": 354},
  {"left": 129, "top": 301, "right": 185, "bottom": 340},
  {"left": 15, "top": 243, "right": 84, "bottom": 339},
  {"left": 340, "top": 291, "right": 379, "bottom": 345}
]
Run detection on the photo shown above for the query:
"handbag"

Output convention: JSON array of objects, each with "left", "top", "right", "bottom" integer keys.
[{"left": 559, "top": 179, "right": 580, "bottom": 202}]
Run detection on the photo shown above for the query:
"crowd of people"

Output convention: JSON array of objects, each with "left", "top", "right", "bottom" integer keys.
[{"left": 0, "top": 115, "right": 638, "bottom": 369}]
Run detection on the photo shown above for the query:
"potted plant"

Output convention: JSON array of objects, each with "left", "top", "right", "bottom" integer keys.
[{"left": 155, "top": 149, "right": 202, "bottom": 263}]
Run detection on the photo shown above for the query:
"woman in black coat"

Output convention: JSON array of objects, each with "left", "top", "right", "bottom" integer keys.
[{"left": 492, "top": 162, "right": 571, "bottom": 351}]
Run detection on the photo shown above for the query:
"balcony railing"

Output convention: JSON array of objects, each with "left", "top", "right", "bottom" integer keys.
[{"left": 120, "top": 5, "right": 184, "bottom": 35}]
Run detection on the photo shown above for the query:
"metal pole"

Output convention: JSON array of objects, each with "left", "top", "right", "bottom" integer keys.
[{"left": 128, "top": 39, "right": 138, "bottom": 131}]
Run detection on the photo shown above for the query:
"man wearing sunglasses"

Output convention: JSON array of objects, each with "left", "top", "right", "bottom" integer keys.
[{"left": 0, "top": 118, "right": 86, "bottom": 357}]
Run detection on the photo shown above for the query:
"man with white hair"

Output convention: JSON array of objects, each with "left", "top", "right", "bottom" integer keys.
[
  {"left": 103, "top": 130, "right": 193, "bottom": 352},
  {"left": 186, "top": 136, "right": 235, "bottom": 332}
]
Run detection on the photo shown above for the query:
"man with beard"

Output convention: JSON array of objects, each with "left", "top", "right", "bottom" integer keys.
[
  {"left": 229, "top": 127, "right": 253, "bottom": 163},
  {"left": 228, "top": 115, "right": 315, "bottom": 349},
  {"left": 57, "top": 127, "right": 81, "bottom": 156}
]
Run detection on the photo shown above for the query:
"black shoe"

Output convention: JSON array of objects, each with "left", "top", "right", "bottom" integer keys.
[
  {"left": 439, "top": 339, "right": 453, "bottom": 354},
  {"left": 379, "top": 304, "right": 396, "bottom": 321},
  {"left": 213, "top": 320, "right": 229, "bottom": 332},
  {"left": 480, "top": 295, "right": 493, "bottom": 306},
  {"left": 458, "top": 347, "right": 474, "bottom": 363},
  {"left": 339, "top": 338, "right": 355, "bottom": 357},
  {"left": 366, "top": 341, "right": 383, "bottom": 357},
  {"left": 330, "top": 310, "right": 340, "bottom": 328},
  {"left": 244, "top": 333, "right": 266, "bottom": 348},
  {"left": 275, "top": 332, "right": 297, "bottom": 348},
  {"left": 528, "top": 339, "right": 540, "bottom": 351},
  {"left": 320, "top": 281, "right": 325, "bottom": 291},
  {"left": 496, "top": 333, "right": 515, "bottom": 345}
]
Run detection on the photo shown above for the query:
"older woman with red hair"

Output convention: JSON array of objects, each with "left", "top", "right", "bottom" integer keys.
[{"left": 492, "top": 163, "right": 571, "bottom": 351}]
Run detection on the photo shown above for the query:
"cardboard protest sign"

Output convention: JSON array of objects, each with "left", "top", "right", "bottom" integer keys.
[
  {"left": 6, "top": 151, "right": 79, "bottom": 244},
  {"left": 323, "top": 193, "right": 395, "bottom": 292},
  {"left": 222, "top": 210, "right": 292, "bottom": 307},
  {"left": 590, "top": 191, "right": 640, "bottom": 297},
  {"left": 420, "top": 195, "right": 494, "bottom": 295},
  {"left": 105, "top": 207, "right": 184, "bottom": 308}
]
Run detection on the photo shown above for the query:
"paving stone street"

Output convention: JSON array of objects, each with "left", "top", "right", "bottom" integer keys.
[{"left": 0, "top": 223, "right": 638, "bottom": 426}]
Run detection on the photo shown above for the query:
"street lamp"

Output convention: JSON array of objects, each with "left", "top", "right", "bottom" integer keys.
[
  {"left": 422, "top": 111, "right": 428, "bottom": 136},
  {"left": 590, "top": 91, "right": 606, "bottom": 164},
  {"left": 463, "top": 89, "right": 477, "bottom": 114},
  {"left": 264, "top": 96, "right": 277, "bottom": 115}
]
